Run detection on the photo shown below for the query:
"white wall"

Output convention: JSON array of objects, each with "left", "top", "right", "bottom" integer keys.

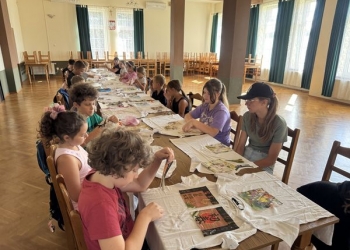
[
  {"left": 184, "top": 2, "right": 213, "bottom": 53},
  {"left": 17, "top": 0, "right": 79, "bottom": 61},
  {"left": 0, "top": 46, "right": 4, "bottom": 71},
  {"left": 13, "top": 0, "right": 210, "bottom": 61},
  {"left": 6, "top": 0, "right": 24, "bottom": 62}
]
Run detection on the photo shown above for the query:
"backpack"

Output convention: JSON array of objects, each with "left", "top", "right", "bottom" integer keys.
[
  {"left": 36, "top": 139, "right": 64, "bottom": 231},
  {"left": 53, "top": 88, "right": 70, "bottom": 110}
]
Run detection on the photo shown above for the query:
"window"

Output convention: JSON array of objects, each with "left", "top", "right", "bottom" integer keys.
[
  {"left": 283, "top": 0, "right": 316, "bottom": 87},
  {"left": 215, "top": 13, "right": 222, "bottom": 58},
  {"left": 88, "top": 7, "right": 109, "bottom": 59},
  {"left": 336, "top": 5, "right": 350, "bottom": 81},
  {"left": 116, "top": 8, "right": 134, "bottom": 56},
  {"left": 255, "top": 2, "right": 279, "bottom": 80}
]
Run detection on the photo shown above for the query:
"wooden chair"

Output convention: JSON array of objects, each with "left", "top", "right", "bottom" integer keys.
[
  {"left": 164, "top": 61, "right": 171, "bottom": 76},
  {"left": 69, "top": 210, "right": 88, "bottom": 250},
  {"left": 229, "top": 111, "right": 243, "bottom": 151},
  {"left": 276, "top": 127, "right": 301, "bottom": 184},
  {"left": 188, "top": 92, "right": 202, "bottom": 109},
  {"left": 147, "top": 59, "right": 157, "bottom": 77},
  {"left": 322, "top": 141, "right": 350, "bottom": 181},
  {"left": 47, "top": 148, "right": 76, "bottom": 250}
]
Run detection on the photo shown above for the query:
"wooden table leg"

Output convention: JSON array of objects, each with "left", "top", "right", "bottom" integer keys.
[
  {"left": 26, "top": 65, "right": 32, "bottom": 84},
  {"left": 45, "top": 65, "right": 50, "bottom": 83},
  {"left": 291, "top": 231, "right": 312, "bottom": 250}
]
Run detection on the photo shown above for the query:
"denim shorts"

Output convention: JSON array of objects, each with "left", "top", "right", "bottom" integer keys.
[{"left": 243, "top": 146, "right": 274, "bottom": 174}]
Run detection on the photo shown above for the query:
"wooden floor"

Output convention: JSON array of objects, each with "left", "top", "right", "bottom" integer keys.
[{"left": 0, "top": 74, "right": 349, "bottom": 250}]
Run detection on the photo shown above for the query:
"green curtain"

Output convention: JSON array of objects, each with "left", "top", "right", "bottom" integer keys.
[
  {"left": 133, "top": 9, "right": 144, "bottom": 58},
  {"left": 76, "top": 5, "right": 91, "bottom": 59},
  {"left": 210, "top": 13, "right": 218, "bottom": 53},
  {"left": 268, "top": 0, "right": 295, "bottom": 84},
  {"left": 321, "top": 0, "right": 350, "bottom": 97},
  {"left": 246, "top": 5, "right": 260, "bottom": 58},
  {"left": 301, "top": 0, "right": 325, "bottom": 89}
]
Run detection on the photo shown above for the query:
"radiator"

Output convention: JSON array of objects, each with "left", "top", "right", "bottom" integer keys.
[{"left": 32, "top": 63, "right": 56, "bottom": 75}]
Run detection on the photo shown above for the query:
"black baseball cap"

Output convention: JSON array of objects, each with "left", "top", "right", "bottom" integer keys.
[{"left": 237, "top": 82, "right": 275, "bottom": 100}]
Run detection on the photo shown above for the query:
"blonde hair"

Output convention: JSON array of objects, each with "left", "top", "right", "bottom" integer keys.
[
  {"left": 202, "top": 78, "right": 229, "bottom": 108},
  {"left": 153, "top": 74, "right": 166, "bottom": 87},
  {"left": 249, "top": 96, "right": 278, "bottom": 142},
  {"left": 137, "top": 66, "right": 146, "bottom": 75}
]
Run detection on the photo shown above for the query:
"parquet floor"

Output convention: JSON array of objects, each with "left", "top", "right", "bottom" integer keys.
[{"left": 0, "top": 74, "right": 349, "bottom": 250}]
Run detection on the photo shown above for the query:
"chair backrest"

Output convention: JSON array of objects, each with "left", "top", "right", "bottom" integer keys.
[
  {"left": 38, "top": 51, "right": 51, "bottom": 63},
  {"left": 229, "top": 111, "right": 243, "bottom": 151},
  {"left": 56, "top": 174, "right": 79, "bottom": 250},
  {"left": 47, "top": 150, "right": 76, "bottom": 250},
  {"left": 188, "top": 92, "right": 203, "bottom": 108},
  {"left": 276, "top": 127, "right": 300, "bottom": 184},
  {"left": 23, "top": 51, "right": 38, "bottom": 64},
  {"left": 69, "top": 210, "right": 88, "bottom": 250},
  {"left": 322, "top": 141, "right": 350, "bottom": 181}
]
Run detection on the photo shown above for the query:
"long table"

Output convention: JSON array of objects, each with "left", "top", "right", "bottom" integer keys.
[
  {"left": 95, "top": 74, "right": 338, "bottom": 250},
  {"left": 139, "top": 134, "right": 338, "bottom": 250}
]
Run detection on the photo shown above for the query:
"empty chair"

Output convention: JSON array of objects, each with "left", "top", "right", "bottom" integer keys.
[
  {"left": 229, "top": 111, "right": 243, "bottom": 151},
  {"left": 188, "top": 92, "right": 203, "bottom": 109},
  {"left": 276, "top": 127, "right": 300, "bottom": 184},
  {"left": 322, "top": 140, "right": 350, "bottom": 181}
]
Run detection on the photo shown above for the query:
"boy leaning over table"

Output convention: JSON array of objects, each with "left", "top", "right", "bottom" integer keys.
[
  {"left": 69, "top": 83, "right": 119, "bottom": 146},
  {"left": 79, "top": 129, "right": 174, "bottom": 250}
]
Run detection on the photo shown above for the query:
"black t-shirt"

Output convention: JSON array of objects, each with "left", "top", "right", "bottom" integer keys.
[
  {"left": 67, "top": 72, "right": 75, "bottom": 89},
  {"left": 172, "top": 97, "right": 190, "bottom": 115},
  {"left": 62, "top": 67, "right": 72, "bottom": 78},
  {"left": 152, "top": 89, "right": 167, "bottom": 106},
  {"left": 113, "top": 64, "right": 121, "bottom": 74}
]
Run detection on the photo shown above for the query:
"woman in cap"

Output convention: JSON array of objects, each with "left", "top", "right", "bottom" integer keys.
[{"left": 236, "top": 82, "right": 287, "bottom": 175}]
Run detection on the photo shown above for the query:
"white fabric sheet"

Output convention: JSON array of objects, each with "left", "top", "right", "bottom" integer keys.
[
  {"left": 142, "top": 114, "right": 202, "bottom": 137},
  {"left": 170, "top": 134, "right": 256, "bottom": 174},
  {"left": 139, "top": 175, "right": 257, "bottom": 250},
  {"left": 216, "top": 172, "right": 335, "bottom": 247}
]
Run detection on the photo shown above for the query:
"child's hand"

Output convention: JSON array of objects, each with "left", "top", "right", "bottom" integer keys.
[
  {"left": 140, "top": 202, "right": 164, "bottom": 222},
  {"left": 154, "top": 147, "right": 174, "bottom": 164},
  {"left": 108, "top": 115, "right": 119, "bottom": 123},
  {"left": 182, "top": 120, "right": 194, "bottom": 132}
]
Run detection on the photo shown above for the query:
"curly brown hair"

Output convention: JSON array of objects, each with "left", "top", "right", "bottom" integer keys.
[
  {"left": 87, "top": 129, "right": 153, "bottom": 177},
  {"left": 38, "top": 111, "right": 86, "bottom": 146},
  {"left": 69, "top": 82, "right": 98, "bottom": 105}
]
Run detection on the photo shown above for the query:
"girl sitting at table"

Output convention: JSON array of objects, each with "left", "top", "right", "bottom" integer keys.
[
  {"left": 119, "top": 61, "right": 137, "bottom": 84},
  {"left": 182, "top": 78, "right": 231, "bottom": 146},
  {"left": 236, "top": 82, "right": 287, "bottom": 175},
  {"left": 79, "top": 129, "right": 174, "bottom": 250},
  {"left": 39, "top": 104, "right": 92, "bottom": 210},
  {"left": 151, "top": 74, "right": 167, "bottom": 106},
  {"left": 119, "top": 60, "right": 127, "bottom": 77},
  {"left": 133, "top": 66, "right": 147, "bottom": 91},
  {"left": 164, "top": 79, "right": 190, "bottom": 117}
]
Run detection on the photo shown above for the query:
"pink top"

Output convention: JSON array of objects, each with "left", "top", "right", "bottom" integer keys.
[
  {"left": 55, "top": 145, "right": 92, "bottom": 210},
  {"left": 120, "top": 71, "right": 137, "bottom": 84}
]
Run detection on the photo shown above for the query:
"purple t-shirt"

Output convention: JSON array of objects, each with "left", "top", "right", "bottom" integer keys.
[{"left": 190, "top": 102, "right": 231, "bottom": 146}]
